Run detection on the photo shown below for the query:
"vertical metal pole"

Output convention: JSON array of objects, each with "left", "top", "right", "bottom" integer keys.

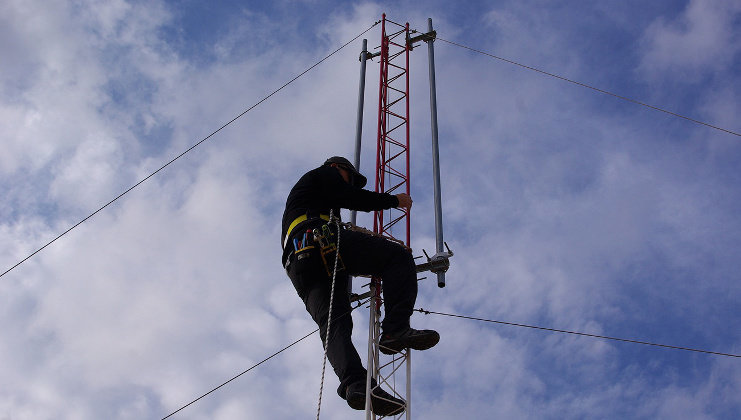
[
  {"left": 426, "top": 18, "right": 446, "bottom": 288},
  {"left": 404, "top": 23, "right": 412, "bottom": 420},
  {"left": 406, "top": 350, "right": 412, "bottom": 420},
  {"left": 351, "top": 39, "right": 368, "bottom": 227},
  {"left": 368, "top": 16, "right": 386, "bottom": 419},
  {"left": 405, "top": 23, "right": 411, "bottom": 246},
  {"left": 365, "top": 283, "right": 377, "bottom": 420},
  {"left": 350, "top": 39, "right": 369, "bottom": 294}
]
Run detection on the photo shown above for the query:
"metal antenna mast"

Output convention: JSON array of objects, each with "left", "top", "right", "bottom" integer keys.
[
  {"left": 350, "top": 15, "right": 452, "bottom": 419},
  {"left": 365, "top": 14, "right": 412, "bottom": 420}
]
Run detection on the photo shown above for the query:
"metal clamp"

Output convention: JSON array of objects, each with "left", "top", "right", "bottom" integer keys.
[
  {"left": 407, "top": 30, "right": 437, "bottom": 49},
  {"left": 415, "top": 242, "right": 453, "bottom": 274}
]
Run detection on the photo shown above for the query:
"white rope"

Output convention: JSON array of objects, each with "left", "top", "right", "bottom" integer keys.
[{"left": 316, "top": 210, "right": 342, "bottom": 420}]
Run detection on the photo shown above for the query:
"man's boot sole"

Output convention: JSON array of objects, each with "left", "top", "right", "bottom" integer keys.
[
  {"left": 346, "top": 391, "right": 365, "bottom": 410},
  {"left": 345, "top": 388, "right": 405, "bottom": 415},
  {"left": 379, "top": 332, "right": 440, "bottom": 355},
  {"left": 370, "top": 389, "right": 405, "bottom": 416}
]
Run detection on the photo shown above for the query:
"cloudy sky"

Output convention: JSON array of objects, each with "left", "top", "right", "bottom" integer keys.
[{"left": 2, "top": 0, "right": 740, "bottom": 419}]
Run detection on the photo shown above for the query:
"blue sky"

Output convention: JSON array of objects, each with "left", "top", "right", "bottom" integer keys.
[{"left": 1, "top": 1, "right": 740, "bottom": 419}]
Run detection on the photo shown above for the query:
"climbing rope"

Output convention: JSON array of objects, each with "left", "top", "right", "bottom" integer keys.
[{"left": 316, "top": 210, "right": 342, "bottom": 420}]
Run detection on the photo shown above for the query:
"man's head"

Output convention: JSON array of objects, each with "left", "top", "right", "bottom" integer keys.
[{"left": 323, "top": 156, "right": 368, "bottom": 188}]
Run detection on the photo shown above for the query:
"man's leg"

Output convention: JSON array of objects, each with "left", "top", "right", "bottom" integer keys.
[
  {"left": 339, "top": 229, "right": 417, "bottom": 333},
  {"left": 287, "top": 257, "right": 366, "bottom": 392},
  {"left": 340, "top": 228, "right": 439, "bottom": 354}
]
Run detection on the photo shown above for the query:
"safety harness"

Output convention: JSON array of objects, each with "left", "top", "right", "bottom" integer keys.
[{"left": 284, "top": 212, "right": 345, "bottom": 277}]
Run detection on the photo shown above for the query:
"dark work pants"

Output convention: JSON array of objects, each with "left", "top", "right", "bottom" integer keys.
[{"left": 285, "top": 227, "right": 418, "bottom": 392}]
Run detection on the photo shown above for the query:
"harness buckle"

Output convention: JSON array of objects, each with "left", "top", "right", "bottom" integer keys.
[{"left": 313, "top": 225, "right": 345, "bottom": 276}]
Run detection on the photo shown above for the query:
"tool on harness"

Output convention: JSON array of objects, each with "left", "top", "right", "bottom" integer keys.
[
  {"left": 283, "top": 213, "right": 330, "bottom": 271},
  {"left": 283, "top": 213, "right": 330, "bottom": 249},
  {"left": 313, "top": 223, "right": 345, "bottom": 276},
  {"left": 291, "top": 229, "right": 316, "bottom": 262}
]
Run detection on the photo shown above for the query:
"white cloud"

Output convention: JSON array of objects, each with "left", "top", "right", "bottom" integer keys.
[
  {"left": 1, "top": 1, "right": 740, "bottom": 419},
  {"left": 639, "top": 0, "right": 741, "bottom": 81}
]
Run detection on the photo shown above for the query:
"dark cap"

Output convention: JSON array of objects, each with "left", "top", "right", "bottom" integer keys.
[{"left": 324, "top": 156, "right": 367, "bottom": 188}]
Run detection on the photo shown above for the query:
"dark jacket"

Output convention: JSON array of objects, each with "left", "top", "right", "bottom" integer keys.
[{"left": 281, "top": 165, "right": 399, "bottom": 262}]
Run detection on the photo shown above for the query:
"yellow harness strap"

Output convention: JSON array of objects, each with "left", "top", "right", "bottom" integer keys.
[{"left": 284, "top": 214, "right": 330, "bottom": 249}]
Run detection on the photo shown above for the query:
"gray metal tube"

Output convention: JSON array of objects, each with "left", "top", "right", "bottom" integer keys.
[
  {"left": 406, "top": 350, "right": 412, "bottom": 420},
  {"left": 427, "top": 18, "right": 446, "bottom": 288},
  {"left": 365, "top": 287, "right": 376, "bottom": 419},
  {"left": 351, "top": 39, "right": 368, "bottom": 227},
  {"left": 351, "top": 39, "right": 368, "bottom": 295}
]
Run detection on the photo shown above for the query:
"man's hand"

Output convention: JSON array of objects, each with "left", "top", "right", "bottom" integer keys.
[{"left": 395, "top": 193, "right": 413, "bottom": 210}]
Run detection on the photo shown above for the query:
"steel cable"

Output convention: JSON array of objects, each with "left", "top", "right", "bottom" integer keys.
[
  {"left": 1, "top": 20, "right": 381, "bottom": 280},
  {"left": 415, "top": 308, "right": 741, "bottom": 358},
  {"left": 436, "top": 37, "right": 740, "bottom": 137}
]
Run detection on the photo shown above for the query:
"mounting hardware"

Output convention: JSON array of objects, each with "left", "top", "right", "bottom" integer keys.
[{"left": 416, "top": 242, "right": 453, "bottom": 275}]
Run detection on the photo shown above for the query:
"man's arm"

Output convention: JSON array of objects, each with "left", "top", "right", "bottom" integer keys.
[{"left": 323, "top": 167, "right": 405, "bottom": 212}]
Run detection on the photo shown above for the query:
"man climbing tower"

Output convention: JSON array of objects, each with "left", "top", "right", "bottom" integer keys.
[{"left": 281, "top": 156, "right": 440, "bottom": 415}]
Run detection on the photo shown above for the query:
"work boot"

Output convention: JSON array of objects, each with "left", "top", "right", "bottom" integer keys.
[
  {"left": 379, "top": 327, "right": 440, "bottom": 355},
  {"left": 341, "top": 380, "right": 406, "bottom": 416}
]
